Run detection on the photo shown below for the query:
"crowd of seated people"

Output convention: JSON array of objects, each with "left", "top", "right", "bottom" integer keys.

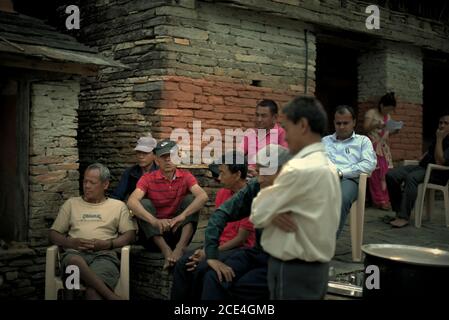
[{"left": 49, "top": 94, "right": 447, "bottom": 300}]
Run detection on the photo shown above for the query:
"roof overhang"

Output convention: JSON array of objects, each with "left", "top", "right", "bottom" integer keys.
[{"left": 0, "top": 40, "right": 129, "bottom": 75}]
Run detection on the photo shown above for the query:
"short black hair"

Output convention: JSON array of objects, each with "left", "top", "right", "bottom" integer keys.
[
  {"left": 439, "top": 110, "right": 449, "bottom": 119},
  {"left": 257, "top": 99, "right": 278, "bottom": 115},
  {"left": 379, "top": 92, "right": 396, "bottom": 110},
  {"left": 335, "top": 105, "right": 356, "bottom": 120},
  {"left": 208, "top": 151, "right": 248, "bottom": 179},
  {"left": 282, "top": 96, "right": 328, "bottom": 136}
]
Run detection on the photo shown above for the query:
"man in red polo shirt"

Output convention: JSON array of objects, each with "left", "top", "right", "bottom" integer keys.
[{"left": 128, "top": 139, "right": 209, "bottom": 269}]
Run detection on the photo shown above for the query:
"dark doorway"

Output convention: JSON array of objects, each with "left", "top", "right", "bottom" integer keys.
[
  {"left": 315, "top": 42, "right": 359, "bottom": 134},
  {"left": 423, "top": 51, "right": 449, "bottom": 152},
  {"left": 0, "top": 77, "right": 29, "bottom": 241}
]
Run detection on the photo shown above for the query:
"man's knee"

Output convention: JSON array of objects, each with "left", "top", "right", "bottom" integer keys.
[
  {"left": 140, "top": 198, "right": 156, "bottom": 212},
  {"left": 182, "top": 194, "right": 194, "bottom": 206},
  {"left": 65, "top": 254, "right": 86, "bottom": 267},
  {"left": 405, "top": 173, "right": 422, "bottom": 186}
]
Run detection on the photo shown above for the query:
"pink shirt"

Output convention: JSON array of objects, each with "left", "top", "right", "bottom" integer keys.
[{"left": 239, "top": 123, "right": 288, "bottom": 165}]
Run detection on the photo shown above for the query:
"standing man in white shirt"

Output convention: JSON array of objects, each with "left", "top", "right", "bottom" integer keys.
[
  {"left": 322, "top": 105, "right": 376, "bottom": 237},
  {"left": 250, "top": 96, "right": 341, "bottom": 300}
]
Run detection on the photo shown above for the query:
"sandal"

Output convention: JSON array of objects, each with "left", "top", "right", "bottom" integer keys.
[{"left": 390, "top": 218, "right": 409, "bottom": 228}]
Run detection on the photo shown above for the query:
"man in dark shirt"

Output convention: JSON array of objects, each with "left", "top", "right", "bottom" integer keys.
[
  {"left": 201, "top": 145, "right": 292, "bottom": 300},
  {"left": 386, "top": 112, "right": 449, "bottom": 227},
  {"left": 110, "top": 135, "right": 158, "bottom": 201}
]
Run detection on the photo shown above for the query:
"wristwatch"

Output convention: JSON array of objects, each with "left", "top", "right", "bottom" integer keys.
[{"left": 337, "top": 169, "right": 343, "bottom": 179}]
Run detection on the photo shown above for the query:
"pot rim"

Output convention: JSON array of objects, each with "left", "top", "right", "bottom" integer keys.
[{"left": 361, "top": 244, "right": 449, "bottom": 267}]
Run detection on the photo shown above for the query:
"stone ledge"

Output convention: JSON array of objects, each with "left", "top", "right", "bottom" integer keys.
[
  {"left": 130, "top": 244, "right": 202, "bottom": 300},
  {"left": 0, "top": 248, "right": 36, "bottom": 262}
]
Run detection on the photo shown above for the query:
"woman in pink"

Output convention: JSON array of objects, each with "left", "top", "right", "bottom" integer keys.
[{"left": 364, "top": 92, "right": 399, "bottom": 210}]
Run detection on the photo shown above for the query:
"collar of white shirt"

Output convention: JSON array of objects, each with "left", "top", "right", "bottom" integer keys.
[
  {"left": 296, "top": 142, "right": 325, "bottom": 159},
  {"left": 330, "top": 131, "right": 356, "bottom": 142}
]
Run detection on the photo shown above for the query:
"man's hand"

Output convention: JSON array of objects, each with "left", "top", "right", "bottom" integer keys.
[
  {"left": 67, "top": 238, "right": 94, "bottom": 251},
  {"left": 170, "top": 213, "right": 186, "bottom": 232},
  {"left": 186, "top": 249, "right": 205, "bottom": 272},
  {"left": 92, "top": 239, "right": 111, "bottom": 251},
  {"left": 247, "top": 166, "right": 258, "bottom": 178},
  {"left": 436, "top": 126, "right": 449, "bottom": 140},
  {"left": 272, "top": 212, "right": 298, "bottom": 233},
  {"left": 207, "top": 259, "right": 235, "bottom": 283},
  {"left": 152, "top": 218, "right": 171, "bottom": 234}
]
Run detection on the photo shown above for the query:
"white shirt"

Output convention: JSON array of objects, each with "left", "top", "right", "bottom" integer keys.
[
  {"left": 250, "top": 142, "right": 341, "bottom": 262},
  {"left": 322, "top": 132, "right": 376, "bottom": 179}
]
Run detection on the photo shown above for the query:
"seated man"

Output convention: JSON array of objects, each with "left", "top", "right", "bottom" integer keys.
[
  {"left": 49, "top": 163, "right": 136, "bottom": 300},
  {"left": 201, "top": 144, "right": 292, "bottom": 300},
  {"left": 171, "top": 151, "right": 255, "bottom": 300},
  {"left": 127, "top": 139, "right": 208, "bottom": 268},
  {"left": 251, "top": 96, "right": 341, "bottom": 299},
  {"left": 322, "top": 105, "right": 376, "bottom": 237},
  {"left": 110, "top": 134, "right": 158, "bottom": 201},
  {"left": 386, "top": 111, "right": 449, "bottom": 227},
  {"left": 239, "top": 99, "right": 288, "bottom": 176}
]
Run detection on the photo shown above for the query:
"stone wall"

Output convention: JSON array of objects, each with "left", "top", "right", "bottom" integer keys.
[
  {"left": 77, "top": 0, "right": 311, "bottom": 188},
  {"left": 0, "top": 80, "right": 80, "bottom": 299},
  {"left": 224, "top": 0, "right": 449, "bottom": 53},
  {"left": 29, "top": 81, "right": 81, "bottom": 246},
  {"left": 0, "top": 247, "right": 39, "bottom": 299}
]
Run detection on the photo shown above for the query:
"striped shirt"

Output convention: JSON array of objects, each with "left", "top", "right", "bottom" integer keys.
[{"left": 136, "top": 169, "right": 198, "bottom": 219}]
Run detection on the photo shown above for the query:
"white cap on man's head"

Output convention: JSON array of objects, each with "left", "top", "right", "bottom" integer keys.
[{"left": 134, "top": 134, "right": 157, "bottom": 153}]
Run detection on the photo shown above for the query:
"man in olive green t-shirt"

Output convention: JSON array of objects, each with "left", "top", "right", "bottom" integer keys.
[{"left": 49, "top": 163, "right": 136, "bottom": 300}]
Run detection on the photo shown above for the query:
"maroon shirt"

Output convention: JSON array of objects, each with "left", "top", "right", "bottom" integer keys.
[{"left": 136, "top": 169, "right": 197, "bottom": 219}]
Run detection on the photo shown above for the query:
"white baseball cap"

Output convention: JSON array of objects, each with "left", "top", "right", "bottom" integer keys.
[{"left": 134, "top": 135, "right": 157, "bottom": 153}]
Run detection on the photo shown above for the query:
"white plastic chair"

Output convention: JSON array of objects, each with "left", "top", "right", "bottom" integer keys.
[
  {"left": 45, "top": 245, "right": 130, "bottom": 300},
  {"left": 350, "top": 173, "right": 368, "bottom": 261},
  {"left": 414, "top": 164, "right": 449, "bottom": 228},
  {"left": 349, "top": 173, "right": 368, "bottom": 262}
]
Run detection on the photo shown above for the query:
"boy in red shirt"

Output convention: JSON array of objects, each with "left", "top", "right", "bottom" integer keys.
[{"left": 171, "top": 151, "right": 255, "bottom": 300}]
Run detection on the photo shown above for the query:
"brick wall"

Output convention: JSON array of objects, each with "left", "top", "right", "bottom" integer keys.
[
  {"left": 152, "top": 75, "right": 298, "bottom": 140},
  {"left": 74, "top": 3, "right": 309, "bottom": 299},
  {"left": 77, "top": 0, "right": 311, "bottom": 191},
  {"left": 358, "top": 41, "right": 423, "bottom": 162}
]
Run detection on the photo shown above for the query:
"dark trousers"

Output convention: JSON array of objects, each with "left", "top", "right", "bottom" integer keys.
[
  {"left": 201, "top": 248, "right": 269, "bottom": 300},
  {"left": 136, "top": 195, "right": 199, "bottom": 250},
  {"left": 337, "top": 178, "right": 359, "bottom": 238},
  {"left": 386, "top": 165, "right": 426, "bottom": 219},
  {"left": 171, "top": 249, "right": 238, "bottom": 301},
  {"left": 268, "top": 256, "right": 329, "bottom": 300}
]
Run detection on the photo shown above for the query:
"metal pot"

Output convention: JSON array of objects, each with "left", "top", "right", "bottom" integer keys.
[{"left": 361, "top": 244, "right": 449, "bottom": 298}]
